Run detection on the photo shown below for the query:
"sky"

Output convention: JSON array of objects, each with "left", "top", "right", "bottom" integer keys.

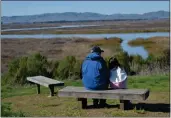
[{"left": 1, "top": 1, "right": 170, "bottom": 16}]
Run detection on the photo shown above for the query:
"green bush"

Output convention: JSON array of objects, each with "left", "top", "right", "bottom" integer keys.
[
  {"left": 145, "top": 49, "right": 169, "bottom": 69},
  {"left": 161, "top": 48, "right": 170, "bottom": 66},
  {"left": 2, "top": 53, "right": 49, "bottom": 85},
  {"left": 145, "top": 54, "right": 155, "bottom": 64},
  {"left": 1, "top": 102, "right": 25, "bottom": 117},
  {"left": 15, "top": 56, "right": 28, "bottom": 85},
  {"left": 72, "top": 60, "right": 82, "bottom": 80},
  {"left": 1, "top": 73, "right": 12, "bottom": 86},
  {"left": 55, "top": 56, "right": 77, "bottom": 80},
  {"left": 51, "top": 60, "right": 59, "bottom": 78},
  {"left": 27, "top": 53, "right": 49, "bottom": 77},
  {"left": 8, "top": 58, "right": 20, "bottom": 76},
  {"left": 52, "top": 56, "right": 82, "bottom": 80},
  {"left": 129, "top": 55, "right": 146, "bottom": 73},
  {"left": 2, "top": 57, "right": 28, "bottom": 85}
]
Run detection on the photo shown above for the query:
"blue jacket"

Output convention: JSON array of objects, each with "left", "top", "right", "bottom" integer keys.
[{"left": 81, "top": 52, "right": 109, "bottom": 90}]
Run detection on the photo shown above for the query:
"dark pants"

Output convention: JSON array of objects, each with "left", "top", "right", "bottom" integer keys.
[{"left": 93, "top": 84, "right": 108, "bottom": 107}]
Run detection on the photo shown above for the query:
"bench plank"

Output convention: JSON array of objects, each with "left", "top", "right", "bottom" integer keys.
[
  {"left": 27, "top": 76, "right": 64, "bottom": 87},
  {"left": 58, "top": 86, "right": 149, "bottom": 101}
]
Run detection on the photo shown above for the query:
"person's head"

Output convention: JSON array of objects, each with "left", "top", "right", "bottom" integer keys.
[
  {"left": 109, "top": 57, "right": 121, "bottom": 69},
  {"left": 91, "top": 46, "right": 104, "bottom": 56}
]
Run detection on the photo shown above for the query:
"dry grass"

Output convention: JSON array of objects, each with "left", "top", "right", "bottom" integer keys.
[
  {"left": 91, "top": 37, "right": 122, "bottom": 46},
  {"left": 2, "top": 28, "right": 170, "bottom": 35},
  {"left": 128, "top": 36, "right": 170, "bottom": 56},
  {"left": 1, "top": 37, "right": 122, "bottom": 73},
  {"left": 90, "top": 37, "right": 123, "bottom": 56},
  {"left": 61, "top": 42, "right": 91, "bottom": 60}
]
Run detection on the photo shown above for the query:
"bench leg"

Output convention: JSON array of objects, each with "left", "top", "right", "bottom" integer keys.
[
  {"left": 37, "top": 84, "right": 40, "bottom": 94},
  {"left": 77, "top": 98, "right": 87, "bottom": 109},
  {"left": 49, "top": 85, "right": 54, "bottom": 96},
  {"left": 120, "top": 100, "right": 129, "bottom": 110}
]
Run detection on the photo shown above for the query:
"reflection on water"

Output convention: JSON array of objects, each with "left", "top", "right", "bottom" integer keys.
[
  {"left": 121, "top": 40, "right": 149, "bottom": 59},
  {"left": 1, "top": 32, "right": 169, "bottom": 59}
]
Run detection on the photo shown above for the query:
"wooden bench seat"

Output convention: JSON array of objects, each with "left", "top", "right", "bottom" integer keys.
[
  {"left": 27, "top": 76, "right": 64, "bottom": 96},
  {"left": 58, "top": 86, "right": 150, "bottom": 110}
]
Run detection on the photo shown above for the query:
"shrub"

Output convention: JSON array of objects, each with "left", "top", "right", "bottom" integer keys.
[
  {"left": 1, "top": 73, "right": 13, "bottom": 86},
  {"left": 1, "top": 102, "right": 25, "bottom": 117},
  {"left": 51, "top": 60, "right": 59, "bottom": 78},
  {"left": 55, "top": 56, "right": 77, "bottom": 80},
  {"left": 8, "top": 58, "right": 20, "bottom": 76},
  {"left": 129, "top": 55, "right": 146, "bottom": 74},
  {"left": 137, "top": 48, "right": 170, "bottom": 75},
  {"left": 3, "top": 48, "right": 169, "bottom": 85},
  {"left": 161, "top": 48, "right": 170, "bottom": 66},
  {"left": 3, "top": 53, "right": 49, "bottom": 85},
  {"left": 27, "top": 53, "right": 49, "bottom": 77},
  {"left": 14, "top": 56, "right": 28, "bottom": 85},
  {"left": 53, "top": 56, "right": 82, "bottom": 80},
  {"left": 72, "top": 60, "right": 82, "bottom": 80}
]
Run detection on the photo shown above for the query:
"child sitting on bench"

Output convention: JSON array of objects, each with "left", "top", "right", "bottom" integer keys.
[
  {"left": 108, "top": 57, "right": 127, "bottom": 89},
  {"left": 108, "top": 57, "right": 131, "bottom": 107}
]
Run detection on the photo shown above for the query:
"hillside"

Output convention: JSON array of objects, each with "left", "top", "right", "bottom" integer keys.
[{"left": 1, "top": 10, "right": 169, "bottom": 24}]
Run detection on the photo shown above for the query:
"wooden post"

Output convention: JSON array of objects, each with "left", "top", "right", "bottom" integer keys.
[
  {"left": 37, "top": 84, "right": 40, "bottom": 94},
  {"left": 77, "top": 98, "right": 82, "bottom": 101},
  {"left": 77, "top": 98, "right": 87, "bottom": 109},
  {"left": 49, "top": 85, "right": 54, "bottom": 96},
  {"left": 120, "top": 100, "right": 130, "bottom": 110}
]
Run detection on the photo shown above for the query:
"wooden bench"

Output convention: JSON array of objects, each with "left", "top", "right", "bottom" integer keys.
[
  {"left": 58, "top": 86, "right": 150, "bottom": 110},
  {"left": 27, "top": 76, "right": 64, "bottom": 96}
]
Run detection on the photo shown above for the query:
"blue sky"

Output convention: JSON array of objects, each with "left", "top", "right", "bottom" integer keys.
[{"left": 2, "top": 1, "right": 170, "bottom": 16}]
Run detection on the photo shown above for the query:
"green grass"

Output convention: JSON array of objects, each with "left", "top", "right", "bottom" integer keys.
[
  {"left": 1, "top": 80, "right": 83, "bottom": 99},
  {"left": 1, "top": 102, "right": 25, "bottom": 117},
  {"left": 128, "top": 75, "right": 170, "bottom": 92},
  {"left": 2, "top": 75, "right": 169, "bottom": 99},
  {"left": 1, "top": 75, "right": 170, "bottom": 117}
]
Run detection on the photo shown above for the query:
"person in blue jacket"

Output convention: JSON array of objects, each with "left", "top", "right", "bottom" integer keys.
[{"left": 80, "top": 46, "right": 110, "bottom": 108}]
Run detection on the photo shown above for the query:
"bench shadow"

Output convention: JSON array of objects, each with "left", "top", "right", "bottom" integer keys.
[
  {"left": 132, "top": 103, "right": 170, "bottom": 113},
  {"left": 85, "top": 103, "right": 170, "bottom": 112},
  {"left": 86, "top": 104, "right": 119, "bottom": 109}
]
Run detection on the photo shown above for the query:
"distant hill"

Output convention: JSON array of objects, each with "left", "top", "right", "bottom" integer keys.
[{"left": 1, "top": 10, "right": 169, "bottom": 24}]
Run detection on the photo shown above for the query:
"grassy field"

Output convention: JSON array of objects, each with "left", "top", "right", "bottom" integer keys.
[
  {"left": 128, "top": 36, "right": 170, "bottom": 57},
  {"left": 1, "top": 75, "right": 170, "bottom": 117}
]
